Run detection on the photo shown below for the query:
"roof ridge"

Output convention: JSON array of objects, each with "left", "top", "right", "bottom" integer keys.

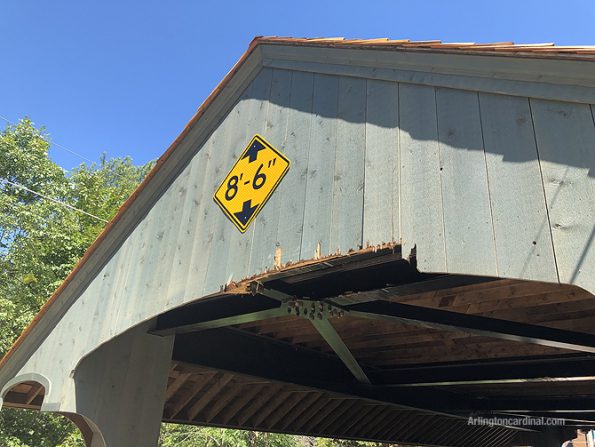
[{"left": 254, "top": 37, "right": 595, "bottom": 56}]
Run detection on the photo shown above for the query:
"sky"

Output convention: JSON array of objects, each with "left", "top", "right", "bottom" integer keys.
[{"left": 1, "top": 0, "right": 595, "bottom": 170}]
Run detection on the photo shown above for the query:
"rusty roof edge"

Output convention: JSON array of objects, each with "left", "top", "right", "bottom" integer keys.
[
  {"left": 255, "top": 37, "right": 595, "bottom": 60},
  {"left": 2, "top": 35, "right": 595, "bottom": 378}
]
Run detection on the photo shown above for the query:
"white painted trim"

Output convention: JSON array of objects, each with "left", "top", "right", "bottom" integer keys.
[{"left": 1, "top": 372, "right": 51, "bottom": 403}]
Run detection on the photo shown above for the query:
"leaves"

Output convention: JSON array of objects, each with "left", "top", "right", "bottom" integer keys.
[
  {"left": 0, "top": 119, "right": 149, "bottom": 446},
  {"left": 158, "top": 425, "right": 300, "bottom": 447},
  {"left": 0, "top": 409, "right": 82, "bottom": 447},
  {"left": 0, "top": 119, "right": 152, "bottom": 359}
]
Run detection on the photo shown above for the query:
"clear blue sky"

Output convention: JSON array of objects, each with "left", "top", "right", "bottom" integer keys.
[{"left": 2, "top": 0, "right": 595, "bottom": 170}]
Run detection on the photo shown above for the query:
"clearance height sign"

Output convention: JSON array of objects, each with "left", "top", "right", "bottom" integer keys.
[{"left": 214, "top": 135, "right": 290, "bottom": 233}]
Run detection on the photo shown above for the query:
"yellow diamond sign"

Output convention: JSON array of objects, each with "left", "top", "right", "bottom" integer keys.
[{"left": 214, "top": 135, "right": 290, "bottom": 233}]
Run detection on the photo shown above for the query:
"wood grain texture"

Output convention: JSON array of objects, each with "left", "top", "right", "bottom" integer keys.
[
  {"left": 398, "top": 83, "right": 447, "bottom": 271},
  {"left": 435, "top": 87, "right": 498, "bottom": 276},
  {"left": 249, "top": 69, "right": 293, "bottom": 274},
  {"left": 300, "top": 74, "right": 340, "bottom": 259},
  {"left": 143, "top": 168, "right": 190, "bottom": 318},
  {"left": 479, "top": 93, "right": 558, "bottom": 282},
  {"left": 201, "top": 83, "right": 256, "bottom": 295},
  {"left": 363, "top": 79, "right": 399, "bottom": 246},
  {"left": 183, "top": 122, "right": 227, "bottom": 300},
  {"left": 329, "top": 76, "right": 367, "bottom": 254},
  {"left": 132, "top": 189, "right": 173, "bottom": 311},
  {"left": 165, "top": 151, "right": 208, "bottom": 307},
  {"left": 203, "top": 68, "right": 273, "bottom": 294},
  {"left": 531, "top": 99, "right": 595, "bottom": 293},
  {"left": 274, "top": 71, "right": 314, "bottom": 264},
  {"left": 223, "top": 67, "right": 273, "bottom": 282}
]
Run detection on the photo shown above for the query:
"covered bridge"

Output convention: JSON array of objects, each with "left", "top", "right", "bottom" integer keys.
[{"left": 1, "top": 37, "right": 595, "bottom": 447}]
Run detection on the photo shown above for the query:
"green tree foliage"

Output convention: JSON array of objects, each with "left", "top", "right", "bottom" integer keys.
[
  {"left": 159, "top": 425, "right": 300, "bottom": 447},
  {"left": 0, "top": 409, "right": 77, "bottom": 447},
  {"left": 316, "top": 438, "right": 392, "bottom": 447},
  {"left": 0, "top": 119, "right": 151, "bottom": 446},
  {"left": 0, "top": 119, "right": 151, "bottom": 356}
]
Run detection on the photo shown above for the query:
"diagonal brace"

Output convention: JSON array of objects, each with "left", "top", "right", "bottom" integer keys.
[
  {"left": 257, "top": 283, "right": 371, "bottom": 384},
  {"left": 151, "top": 293, "right": 287, "bottom": 336},
  {"left": 311, "top": 319, "right": 371, "bottom": 384}
]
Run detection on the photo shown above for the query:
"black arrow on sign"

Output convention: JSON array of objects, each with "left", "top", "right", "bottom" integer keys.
[
  {"left": 242, "top": 139, "right": 266, "bottom": 163},
  {"left": 234, "top": 200, "right": 258, "bottom": 226}
]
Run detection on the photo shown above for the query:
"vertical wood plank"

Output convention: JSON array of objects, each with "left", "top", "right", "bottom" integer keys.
[
  {"left": 186, "top": 68, "right": 273, "bottom": 296},
  {"left": 143, "top": 167, "right": 191, "bottom": 315},
  {"left": 67, "top": 264, "right": 110, "bottom": 365},
  {"left": 115, "top": 200, "right": 164, "bottom": 326},
  {"left": 479, "top": 93, "right": 558, "bottom": 282},
  {"left": 531, "top": 98, "right": 595, "bottom": 293},
  {"left": 300, "top": 74, "right": 339, "bottom": 259},
  {"left": 201, "top": 97, "right": 251, "bottom": 293},
  {"left": 222, "top": 68, "right": 273, "bottom": 281},
  {"left": 182, "top": 123, "right": 225, "bottom": 300},
  {"left": 130, "top": 172, "right": 185, "bottom": 320},
  {"left": 205, "top": 68, "right": 272, "bottom": 291},
  {"left": 165, "top": 148, "right": 208, "bottom": 307},
  {"left": 95, "top": 238, "right": 133, "bottom": 343},
  {"left": 398, "top": 83, "right": 446, "bottom": 271},
  {"left": 249, "top": 69, "right": 293, "bottom": 273},
  {"left": 435, "top": 87, "right": 498, "bottom": 276},
  {"left": 275, "top": 71, "right": 314, "bottom": 264},
  {"left": 108, "top": 237, "right": 139, "bottom": 338},
  {"left": 330, "top": 77, "right": 367, "bottom": 253},
  {"left": 364, "top": 79, "right": 399, "bottom": 246}
]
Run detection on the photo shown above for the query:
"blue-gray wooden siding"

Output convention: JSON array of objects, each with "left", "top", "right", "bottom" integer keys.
[{"left": 7, "top": 67, "right": 595, "bottom": 411}]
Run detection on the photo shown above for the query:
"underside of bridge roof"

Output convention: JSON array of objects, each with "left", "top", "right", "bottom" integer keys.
[{"left": 129, "top": 247, "right": 595, "bottom": 447}]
